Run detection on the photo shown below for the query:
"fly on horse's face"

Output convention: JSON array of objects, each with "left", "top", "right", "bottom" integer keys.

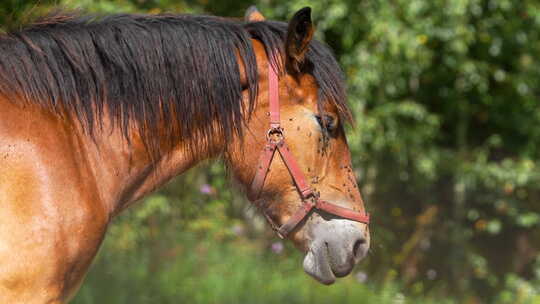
[{"left": 228, "top": 7, "right": 370, "bottom": 284}]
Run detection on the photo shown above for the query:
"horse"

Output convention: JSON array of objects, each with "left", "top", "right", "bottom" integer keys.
[{"left": 0, "top": 6, "right": 370, "bottom": 303}]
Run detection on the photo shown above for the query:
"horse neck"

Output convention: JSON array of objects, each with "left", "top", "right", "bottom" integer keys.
[{"left": 81, "top": 118, "right": 220, "bottom": 217}]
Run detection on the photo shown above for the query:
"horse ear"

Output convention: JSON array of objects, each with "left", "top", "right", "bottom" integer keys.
[
  {"left": 285, "top": 7, "right": 314, "bottom": 73},
  {"left": 245, "top": 5, "right": 266, "bottom": 22}
]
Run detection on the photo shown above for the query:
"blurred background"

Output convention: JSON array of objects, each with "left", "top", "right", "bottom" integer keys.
[{"left": 2, "top": 0, "right": 540, "bottom": 303}]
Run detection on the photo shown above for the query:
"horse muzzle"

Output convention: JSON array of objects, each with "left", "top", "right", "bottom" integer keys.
[{"left": 302, "top": 218, "right": 369, "bottom": 284}]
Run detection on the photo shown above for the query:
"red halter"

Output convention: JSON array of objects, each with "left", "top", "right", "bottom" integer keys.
[{"left": 248, "top": 62, "right": 370, "bottom": 239}]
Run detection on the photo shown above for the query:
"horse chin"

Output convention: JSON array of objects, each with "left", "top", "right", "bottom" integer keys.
[{"left": 302, "top": 244, "right": 336, "bottom": 285}]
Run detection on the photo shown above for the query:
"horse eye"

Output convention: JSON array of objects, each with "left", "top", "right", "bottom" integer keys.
[
  {"left": 315, "top": 114, "right": 337, "bottom": 132},
  {"left": 316, "top": 115, "right": 323, "bottom": 127}
]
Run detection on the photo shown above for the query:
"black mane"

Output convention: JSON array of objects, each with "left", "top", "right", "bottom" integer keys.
[{"left": 0, "top": 12, "right": 350, "bottom": 156}]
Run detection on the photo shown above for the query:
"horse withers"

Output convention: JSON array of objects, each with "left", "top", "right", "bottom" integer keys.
[{"left": 0, "top": 6, "right": 370, "bottom": 303}]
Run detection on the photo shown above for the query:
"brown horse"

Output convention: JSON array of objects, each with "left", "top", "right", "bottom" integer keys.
[{"left": 0, "top": 6, "right": 370, "bottom": 303}]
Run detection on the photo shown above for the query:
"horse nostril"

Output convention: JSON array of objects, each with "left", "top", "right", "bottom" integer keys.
[{"left": 353, "top": 238, "right": 367, "bottom": 258}]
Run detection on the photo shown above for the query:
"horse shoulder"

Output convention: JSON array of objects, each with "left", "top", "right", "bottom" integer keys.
[{"left": 0, "top": 98, "right": 109, "bottom": 303}]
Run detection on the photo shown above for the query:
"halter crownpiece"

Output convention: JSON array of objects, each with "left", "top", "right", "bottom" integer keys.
[{"left": 248, "top": 61, "right": 370, "bottom": 239}]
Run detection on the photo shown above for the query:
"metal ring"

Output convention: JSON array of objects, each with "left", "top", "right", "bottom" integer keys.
[{"left": 266, "top": 127, "right": 284, "bottom": 143}]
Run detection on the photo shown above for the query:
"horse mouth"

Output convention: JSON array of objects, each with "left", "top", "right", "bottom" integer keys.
[{"left": 302, "top": 242, "right": 356, "bottom": 285}]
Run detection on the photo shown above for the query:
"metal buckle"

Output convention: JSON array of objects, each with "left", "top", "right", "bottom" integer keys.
[
  {"left": 266, "top": 127, "right": 284, "bottom": 143},
  {"left": 263, "top": 212, "right": 285, "bottom": 239},
  {"left": 300, "top": 188, "right": 314, "bottom": 200}
]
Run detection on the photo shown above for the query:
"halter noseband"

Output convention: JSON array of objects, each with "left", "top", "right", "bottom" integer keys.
[{"left": 248, "top": 61, "right": 370, "bottom": 239}]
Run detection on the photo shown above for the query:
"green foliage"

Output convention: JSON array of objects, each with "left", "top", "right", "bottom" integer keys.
[
  {"left": 73, "top": 221, "right": 454, "bottom": 304},
  {"left": 254, "top": 0, "right": 540, "bottom": 300}
]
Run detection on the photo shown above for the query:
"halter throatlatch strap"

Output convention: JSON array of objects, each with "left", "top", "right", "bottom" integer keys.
[{"left": 248, "top": 61, "right": 370, "bottom": 239}]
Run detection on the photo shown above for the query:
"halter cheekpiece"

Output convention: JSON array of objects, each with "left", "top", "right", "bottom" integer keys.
[{"left": 248, "top": 61, "right": 370, "bottom": 239}]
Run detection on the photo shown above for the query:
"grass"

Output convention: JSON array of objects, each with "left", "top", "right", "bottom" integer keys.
[{"left": 72, "top": 232, "right": 456, "bottom": 304}]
